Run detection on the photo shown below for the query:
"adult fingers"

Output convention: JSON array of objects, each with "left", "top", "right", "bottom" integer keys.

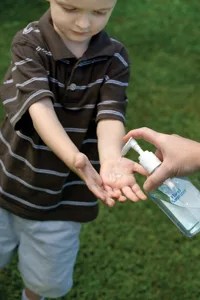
[{"left": 123, "top": 127, "right": 161, "bottom": 149}]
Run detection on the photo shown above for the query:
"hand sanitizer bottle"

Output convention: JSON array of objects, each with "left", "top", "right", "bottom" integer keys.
[{"left": 122, "top": 138, "right": 200, "bottom": 237}]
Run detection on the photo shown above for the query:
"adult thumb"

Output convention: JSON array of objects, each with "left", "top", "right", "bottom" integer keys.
[{"left": 143, "top": 164, "right": 170, "bottom": 192}]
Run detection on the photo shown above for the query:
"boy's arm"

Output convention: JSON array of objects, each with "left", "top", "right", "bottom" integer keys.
[
  {"left": 28, "top": 98, "right": 113, "bottom": 204},
  {"left": 97, "top": 119, "right": 147, "bottom": 201},
  {"left": 29, "top": 99, "right": 79, "bottom": 167},
  {"left": 97, "top": 119, "right": 125, "bottom": 163}
]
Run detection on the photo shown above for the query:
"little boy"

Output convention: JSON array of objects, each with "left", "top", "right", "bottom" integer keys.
[{"left": 0, "top": 0, "right": 146, "bottom": 299}]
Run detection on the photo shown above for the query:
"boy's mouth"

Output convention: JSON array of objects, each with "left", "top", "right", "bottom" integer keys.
[{"left": 72, "top": 30, "right": 90, "bottom": 35}]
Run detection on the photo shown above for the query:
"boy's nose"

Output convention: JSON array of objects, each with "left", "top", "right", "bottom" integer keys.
[{"left": 75, "top": 14, "right": 90, "bottom": 30}]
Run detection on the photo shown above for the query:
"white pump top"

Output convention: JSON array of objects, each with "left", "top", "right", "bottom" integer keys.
[{"left": 121, "top": 137, "right": 162, "bottom": 174}]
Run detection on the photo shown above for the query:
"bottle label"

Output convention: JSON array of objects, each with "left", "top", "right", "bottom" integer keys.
[
  {"left": 170, "top": 188, "right": 186, "bottom": 203},
  {"left": 158, "top": 184, "right": 186, "bottom": 204}
]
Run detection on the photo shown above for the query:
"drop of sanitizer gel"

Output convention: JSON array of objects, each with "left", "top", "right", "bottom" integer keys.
[{"left": 121, "top": 138, "right": 200, "bottom": 237}]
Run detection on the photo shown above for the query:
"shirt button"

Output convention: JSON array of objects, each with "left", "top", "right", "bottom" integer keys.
[{"left": 69, "top": 83, "right": 77, "bottom": 91}]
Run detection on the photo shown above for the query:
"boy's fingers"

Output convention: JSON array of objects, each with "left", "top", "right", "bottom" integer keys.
[
  {"left": 118, "top": 195, "right": 127, "bottom": 202},
  {"left": 90, "top": 184, "right": 107, "bottom": 201},
  {"left": 104, "top": 197, "right": 116, "bottom": 207},
  {"left": 121, "top": 186, "right": 139, "bottom": 202},
  {"left": 130, "top": 161, "right": 148, "bottom": 176},
  {"left": 132, "top": 183, "right": 147, "bottom": 200}
]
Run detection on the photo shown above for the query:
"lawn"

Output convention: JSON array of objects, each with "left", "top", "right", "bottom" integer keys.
[{"left": 0, "top": 0, "right": 200, "bottom": 299}]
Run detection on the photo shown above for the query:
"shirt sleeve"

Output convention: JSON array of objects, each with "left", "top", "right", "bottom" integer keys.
[
  {"left": 96, "top": 45, "right": 130, "bottom": 124},
  {"left": 0, "top": 41, "right": 55, "bottom": 130}
]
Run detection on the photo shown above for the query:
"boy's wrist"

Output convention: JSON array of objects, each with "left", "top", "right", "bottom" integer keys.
[
  {"left": 62, "top": 150, "right": 80, "bottom": 170},
  {"left": 99, "top": 154, "right": 122, "bottom": 165}
]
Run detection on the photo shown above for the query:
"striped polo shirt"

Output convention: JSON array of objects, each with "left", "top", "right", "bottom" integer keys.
[{"left": 0, "top": 10, "right": 130, "bottom": 222}]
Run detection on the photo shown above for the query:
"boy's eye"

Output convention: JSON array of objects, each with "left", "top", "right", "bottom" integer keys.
[
  {"left": 93, "top": 11, "right": 108, "bottom": 16},
  {"left": 63, "top": 7, "right": 77, "bottom": 12}
]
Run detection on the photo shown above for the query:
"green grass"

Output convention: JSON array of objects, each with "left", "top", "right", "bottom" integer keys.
[{"left": 0, "top": 0, "right": 200, "bottom": 299}]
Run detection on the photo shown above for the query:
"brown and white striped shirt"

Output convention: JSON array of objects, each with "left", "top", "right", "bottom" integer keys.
[{"left": 0, "top": 10, "right": 130, "bottom": 222}]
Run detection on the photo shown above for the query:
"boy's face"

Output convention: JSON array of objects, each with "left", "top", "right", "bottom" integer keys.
[{"left": 49, "top": 0, "right": 117, "bottom": 45}]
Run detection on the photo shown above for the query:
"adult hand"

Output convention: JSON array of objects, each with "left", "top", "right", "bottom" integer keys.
[{"left": 124, "top": 127, "right": 200, "bottom": 191}]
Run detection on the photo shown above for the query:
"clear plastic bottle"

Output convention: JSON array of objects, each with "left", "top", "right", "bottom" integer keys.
[{"left": 122, "top": 138, "right": 200, "bottom": 237}]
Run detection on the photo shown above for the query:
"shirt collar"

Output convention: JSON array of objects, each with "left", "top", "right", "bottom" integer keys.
[{"left": 38, "top": 10, "right": 115, "bottom": 61}]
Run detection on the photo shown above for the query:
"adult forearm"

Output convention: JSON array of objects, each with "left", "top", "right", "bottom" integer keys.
[{"left": 187, "top": 140, "right": 200, "bottom": 172}]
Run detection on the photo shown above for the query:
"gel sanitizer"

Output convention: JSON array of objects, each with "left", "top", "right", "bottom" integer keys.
[{"left": 122, "top": 138, "right": 200, "bottom": 237}]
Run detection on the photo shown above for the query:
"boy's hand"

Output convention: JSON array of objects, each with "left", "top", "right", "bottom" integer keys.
[
  {"left": 100, "top": 157, "right": 147, "bottom": 202},
  {"left": 73, "top": 153, "right": 115, "bottom": 207}
]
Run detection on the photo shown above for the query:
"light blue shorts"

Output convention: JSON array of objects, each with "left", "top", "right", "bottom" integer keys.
[{"left": 0, "top": 207, "right": 81, "bottom": 298}]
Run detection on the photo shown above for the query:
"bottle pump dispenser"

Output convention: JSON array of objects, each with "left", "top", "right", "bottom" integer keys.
[{"left": 122, "top": 138, "right": 200, "bottom": 237}]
